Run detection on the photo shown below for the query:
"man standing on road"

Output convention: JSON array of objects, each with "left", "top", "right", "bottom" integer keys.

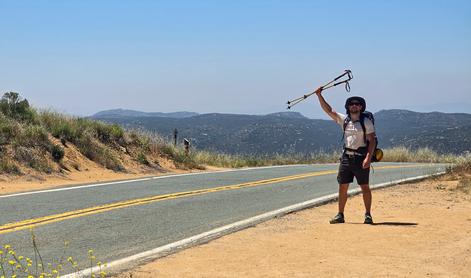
[{"left": 315, "top": 87, "right": 375, "bottom": 224}]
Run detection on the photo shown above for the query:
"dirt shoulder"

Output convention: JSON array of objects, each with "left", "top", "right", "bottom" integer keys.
[
  {"left": 0, "top": 161, "right": 227, "bottom": 196},
  {"left": 116, "top": 174, "right": 471, "bottom": 278}
]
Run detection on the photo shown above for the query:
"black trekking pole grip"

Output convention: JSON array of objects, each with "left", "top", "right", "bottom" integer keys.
[{"left": 333, "top": 71, "right": 348, "bottom": 81}]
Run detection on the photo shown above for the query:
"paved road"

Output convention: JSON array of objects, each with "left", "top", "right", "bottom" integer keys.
[{"left": 0, "top": 163, "right": 446, "bottom": 275}]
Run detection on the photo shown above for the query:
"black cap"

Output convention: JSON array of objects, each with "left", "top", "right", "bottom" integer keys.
[{"left": 345, "top": 96, "right": 366, "bottom": 112}]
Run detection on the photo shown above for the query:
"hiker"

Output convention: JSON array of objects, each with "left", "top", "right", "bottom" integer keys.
[{"left": 315, "top": 87, "right": 375, "bottom": 224}]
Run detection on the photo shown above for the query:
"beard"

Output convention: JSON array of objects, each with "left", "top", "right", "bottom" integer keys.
[{"left": 349, "top": 107, "right": 361, "bottom": 115}]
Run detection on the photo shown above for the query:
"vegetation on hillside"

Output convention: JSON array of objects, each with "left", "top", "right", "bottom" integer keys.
[
  {"left": 1, "top": 92, "right": 470, "bottom": 176},
  {"left": 0, "top": 92, "right": 198, "bottom": 175}
]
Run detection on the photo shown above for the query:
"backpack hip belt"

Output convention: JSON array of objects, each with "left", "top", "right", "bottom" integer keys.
[{"left": 344, "top": 147, "right": 367, "bottom": 157}]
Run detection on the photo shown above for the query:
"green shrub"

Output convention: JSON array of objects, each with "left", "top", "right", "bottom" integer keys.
[
  {"left": 98, "top": 148, "right": 124, "bottom": 171},
  {"left": 13, "top": 125, "right": 50, "bottom": 148},
  {"left": 13, "top": 146, "right": 51, "bottom": 172},
  {"left": 40, "top": 111, "right": 74, "bottom": 139},
  {"left": 51, "top": 144, "right": 65, "bottom": 162},
  {"left": 136, "top": 152, "right": 150, "bottom": 165},
  {"left": 71, "top": 130, "right": 123, "bottom": 171},
  {"left": 127, "top": 131, "right": 150, "bottom": 151},
  {"left": 0, "top": 114, "right": 19, "bottom": 144},
  {"left": 109, "top": 124, "right": 125, "bottom": 140},
  {"left": 0, "top": 92, "right": 38, "bottom": 123}
]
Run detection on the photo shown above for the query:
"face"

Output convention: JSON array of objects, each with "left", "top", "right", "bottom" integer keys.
[{"left": 348, "top": 101, "right": 362, "bottom": 114}]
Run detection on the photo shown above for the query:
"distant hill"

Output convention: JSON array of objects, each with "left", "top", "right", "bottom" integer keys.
[
  {"left": 92, "top": 109, "right": 199, "bottom": 119},
  {"left": 374, "top": 109, "right": 471, "bottom": 154},
  {"left": 266, "top": 112, "right": 308, "bottom": 119},
  {"left": 91, "top": 109, "right": 471, "bottom": 155}
]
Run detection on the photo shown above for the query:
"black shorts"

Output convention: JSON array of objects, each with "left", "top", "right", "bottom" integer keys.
[{"left": 337, "top": 154, "right": 370, "bottom": 185}]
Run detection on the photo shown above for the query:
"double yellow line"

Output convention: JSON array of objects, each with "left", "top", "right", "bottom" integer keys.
[{"left": 0, "top": 164, "right": 425, "bottom": 235}]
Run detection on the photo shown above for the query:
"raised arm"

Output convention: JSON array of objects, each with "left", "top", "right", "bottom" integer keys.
[{"left": 315, "top": 87, "right": 342, "bottom": 123}]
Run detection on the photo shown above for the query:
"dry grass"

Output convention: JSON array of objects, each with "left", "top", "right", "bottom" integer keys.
[
  {"left": 382, "top": 146, "right": 457, "bottom": 163},
  {"left": 2, "top": 92, "right": 470, "bottom": 175}
]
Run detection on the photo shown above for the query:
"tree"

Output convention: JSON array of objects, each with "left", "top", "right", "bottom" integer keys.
[{"left": 0, "top": 92, "right": 36, "bottom": 122}]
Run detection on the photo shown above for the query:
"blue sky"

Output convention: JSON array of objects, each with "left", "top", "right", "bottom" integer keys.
[{"left": 1, "top": 0, "right": 470, "bottom": 118}]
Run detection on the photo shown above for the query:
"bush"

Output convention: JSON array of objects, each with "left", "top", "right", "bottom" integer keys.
[
  {"left": 0, "top": 157, "right": 21, "bottom": 174},
  {"left": 0, "top": 114, "right": 19, "bottom": 145},
  {"left": 51, "top": 144, "right": 65, "bottom": 162},
  {"left": 12, "top": 125, "right": 51, "bottom": 148},
  {"left": 74, "top": 132, "right": 124, "bottom": 171},
  {"left": 0, "top": 92, "right": 38, "bottom": 123},
  {"left": 136, "top": 152, "right": 150, "bottom": 165},
  {"left": 13, "top": 146, "right": 51, "bottom": 172},
  {"left": 449, "top": 152, "right": 471, "bottom": 174}
]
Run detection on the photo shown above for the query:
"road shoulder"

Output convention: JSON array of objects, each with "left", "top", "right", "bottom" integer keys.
[{"left": 0, "top": 165, "right": 227, "bottom": 196}]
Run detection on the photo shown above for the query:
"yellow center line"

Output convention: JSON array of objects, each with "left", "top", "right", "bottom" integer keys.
[{"left": 0, "top": 164, "right": 428, "bottom": 235}]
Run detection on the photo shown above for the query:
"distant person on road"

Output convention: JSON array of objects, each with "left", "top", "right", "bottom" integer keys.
[{"left": 315, "top": 87, "right": 375, "bottom": 224}]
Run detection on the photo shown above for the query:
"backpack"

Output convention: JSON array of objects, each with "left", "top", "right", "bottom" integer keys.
[{"left": 342, "top": 111, "right": 383, "bottom": 162}]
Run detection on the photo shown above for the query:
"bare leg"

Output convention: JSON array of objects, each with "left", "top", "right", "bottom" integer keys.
[
  {"left": 338, "top": 183, "right": 350, "bottom": 213},
  {"left": 360, "top": 184, "right": 372, "bottom": 214}
]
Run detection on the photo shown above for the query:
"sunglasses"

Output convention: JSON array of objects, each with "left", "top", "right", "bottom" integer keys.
[{"left": 349, "top": 102, "right": 361, "bottom": 106}]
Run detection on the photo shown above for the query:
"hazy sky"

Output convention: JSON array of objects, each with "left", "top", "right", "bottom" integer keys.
[{"left": 1, "top": 0, "right": 470, "bottom": 118}]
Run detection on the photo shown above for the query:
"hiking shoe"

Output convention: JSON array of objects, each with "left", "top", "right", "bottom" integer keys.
[
  {"left": 329, "top": 213, "right": 345, "bottom": 224},
  {"left": 364, "top": 213, "right": 374, "bottom": 224}
]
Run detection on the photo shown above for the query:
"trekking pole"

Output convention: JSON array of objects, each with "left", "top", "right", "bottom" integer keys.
[{"left": 286, "top": 70, "right": 353, "bottom": 109}]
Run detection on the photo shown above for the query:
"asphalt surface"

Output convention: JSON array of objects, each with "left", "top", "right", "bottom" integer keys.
[{"left": 0, "top": 163, "right": 446, "bottom": 275}]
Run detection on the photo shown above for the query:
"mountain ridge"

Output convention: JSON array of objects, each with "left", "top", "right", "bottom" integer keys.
[
  {"left": 92, "top": 109, "right": 199, "bottom": 119},
  {"left": 91, "top": 109, "right": 471, "bottom": 155}
]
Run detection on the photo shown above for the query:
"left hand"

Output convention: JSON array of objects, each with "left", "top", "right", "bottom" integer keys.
[{"left": 362, "top": 157, "right": 371, "bottom": 169}]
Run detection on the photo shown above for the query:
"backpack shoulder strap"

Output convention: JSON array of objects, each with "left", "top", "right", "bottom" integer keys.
[
  {"left": 341, "top": 115, "right": 350, "bottom": 143},
  {"left": 342, "top": 116, "right": 349, "bottom": 131},
  {"left": 359, "top": 113, "right": 367, "bottom": 144}
]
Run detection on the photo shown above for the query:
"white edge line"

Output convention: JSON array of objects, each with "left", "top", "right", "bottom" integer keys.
[
  {"left": 60, "top": 171, "right": 446, "bottom": 278},
  {"left": 0, "top": 164, "right": 316, "bottom": 199}
]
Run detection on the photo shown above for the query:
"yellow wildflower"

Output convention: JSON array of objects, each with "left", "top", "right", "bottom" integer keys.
[
  {"left": 8, "top": 260, "right": 16, "bottom": 265},
  {"left": 4, "top": 245, "right": 10, "bottom": 250}
]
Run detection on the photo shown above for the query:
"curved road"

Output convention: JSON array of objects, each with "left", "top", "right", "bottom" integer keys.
[{"left": 0, "top": 163, "right": 446, "bottom": 275}]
